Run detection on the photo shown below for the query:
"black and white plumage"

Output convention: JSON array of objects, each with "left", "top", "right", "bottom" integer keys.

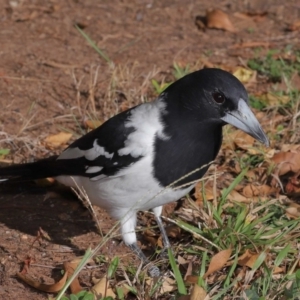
[{"left": 0, "top": 68, "right": 269, "bottom": 276}]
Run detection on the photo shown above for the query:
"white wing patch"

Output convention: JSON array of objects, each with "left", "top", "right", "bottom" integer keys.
[
  {"left": 58, "top": 139, "right": 114, "bottom": 161},
  {"left": 118, "top": 98, "right": 169, "bottom": 158},
  {"left": 85, "top": 166, "right": 103, "bottom": 173},
  {"left": 85, "top": 140, "right": 114, "bottom": 160}
]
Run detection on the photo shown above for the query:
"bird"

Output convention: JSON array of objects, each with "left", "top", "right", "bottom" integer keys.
[{"left": 0, "top": 68, "right": 269, "bottom": 277}]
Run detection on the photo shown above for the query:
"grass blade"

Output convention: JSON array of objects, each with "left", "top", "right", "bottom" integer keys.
[{"left": 168, "top": 248, "right": 187, "bottom": 295}]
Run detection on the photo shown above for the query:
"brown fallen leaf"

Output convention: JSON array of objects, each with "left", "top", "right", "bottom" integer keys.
[
  {"left": 206, "top": 9, "right": 237, "bottom": 32},
  {"left": 17, "top": 260, "right": 83, "bottom": 294},
  {"left": 92, "top": 276, "right": 116, "bottom": 298},
  {"left": 227, "top": 190, "right": 248, "bottom": 203},
  {"left": 143, "top": 229, "right": 158, "bottom": 248},
  {"left": 281, "top": 144, "right": 300, "bottom": 152},
  {"left": 228, "top": 130, "right": 256, "bottom": 152},
  {"left": 190, "top": 284, "right": 207, "bottom": 300},
  {"left": 286, "top": 204, "right": 300, "bottom": 218},
  {"left": 146, "top": 277, "right": 177, "bottom": 294},
  {"left": 204, "top": 248, "right": 232, "bottom": 278},
  {"left": 194, "top": 181, "right": 219, "bottom": 204},
  {"left": 64, "top": 261, "right": 83, "bottom": 294},
  {"left": 44, "top": 132, "right": 72, "bottom": 148},
  {"left": 237, "top": 249, "right": 260, "bottom": 269},
  {"left": 242, "top": 184, "right": 275, "bottom": 198},
  {"left": 273, "top": 266, "right": 285, "bottom": 274},
  {"left": 185, "top": 275, "right": 199, "bottom": 284},
  {"left": 17, "top": 271, "right": 68, "bottom": 293},
  {"left": 166, "top": 224, "right": 181, "bottom": 238},
  {"left": 85, "top": 119, "right": 102, "bottom": 130},
  {"left": 272, "top": 152, "right": 300, "bottom": 176},
  {"left": 246, "top": 169, "right": 265, "bottom": 182},
  {"left": 285, "top": 173, "right": 300, "bottom": 195}
]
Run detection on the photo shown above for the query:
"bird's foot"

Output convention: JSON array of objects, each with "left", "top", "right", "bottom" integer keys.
[
  {"left": 148, "top": 264, "right": 161, "bottom": 277},
  {"left": 128, "top": 242, "right": 161, "bottom": 277}
]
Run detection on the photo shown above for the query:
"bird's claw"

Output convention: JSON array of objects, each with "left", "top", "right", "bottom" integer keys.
[{"left": 148, "top": 265, "right": 160, "bottom": 277}]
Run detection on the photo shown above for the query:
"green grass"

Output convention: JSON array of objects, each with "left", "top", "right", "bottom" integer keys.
[
  {"left": 247, "top": 49, "right": 300, "bottom": 82},
  {"left": 151, "top": 62, "right": 191, "bottom": 95},
  {"left": 48, "top": 61, "right": 300, "bottom": 299}
]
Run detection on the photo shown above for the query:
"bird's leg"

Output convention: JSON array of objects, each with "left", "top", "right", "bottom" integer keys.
[
  {"left": 128, "top": 242, "right": 160, "bottom": 277},
  {"left": 152, "top": 206, "right": 171, "bottom": 258},
  {"left": 121, "top": 211, "right": 160, "bottom": 277}
]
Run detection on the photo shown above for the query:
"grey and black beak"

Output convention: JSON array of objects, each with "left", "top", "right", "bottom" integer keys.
[{"left": 221, "top": 99, "right": 269, "bottom": 147}]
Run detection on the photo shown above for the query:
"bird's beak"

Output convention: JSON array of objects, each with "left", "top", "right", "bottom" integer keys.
[{"left": 221, "top": 99, "right": 269, "bottom": 147}]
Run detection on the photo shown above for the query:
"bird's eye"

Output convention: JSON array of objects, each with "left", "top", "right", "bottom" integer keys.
[{"left": 212, "top": 92, "right": 225, "bottom": 104}]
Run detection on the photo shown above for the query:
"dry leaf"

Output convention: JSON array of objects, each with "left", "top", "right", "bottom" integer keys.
[
  {"left": 238, "top": 249, "right": 260, "bottom": 269},
  {"left": 204, "top": 248, "right": 232, "bottom": 278},
  {"left": 206, "top": 9, "right": 236, "bottom": 32},
  {"left": 17, "top": 271, "right": 68, "bottom": 293},
  {"left": 85, "top": 119, "right": 102, "bottom": 129},
  {"left": 143, "top": 229, "right": 158, "bottom": 248},
  {"left": 166, "top": 224, "right": 181, "bottom": 238},
  {"left": 146, "top": 277, "right": 177, "bottom": 294},
  {"left": 246, "top": 170, "right": 258, "bottom": 181},
  {"left": 286, "top": 206, "right": 300, "bottom": 218},
  {"left": 272, "top": 152, "right": 300, "bottom": 176},
  {"left": 178, "top": 255, "right": 188, "bottom": 265},
  {"left": 228, "top": 130, "right": 256, "bottom": 152},
  {"left": 259, "top": 93, "right": 289, "bottom": 107},
  {"left": 233, "top": 67, "right": 256, "bottom": 83},
  {"left": 194, "top": 181, "right": 219, "bottom": 204},
  {"left": 64, "top": 261, "right": 83, "bottom": 294},
  {"left": 17, "top": 259, "right": 84, "bottom": 294},
  {"left": 242, "top": 184, "right": 275, "bottom": 198},
  {"left": 92, "top": 276, "right": 116, "bottom": 298},
  {"left": 160, "top": 277, "right": 177, "bottom": 293},
  {"left": 273, "top": 266, "right": 285, "bottom": 274},
  {"left": 44, "top": 132, "right": 72, "bottom": 148},
  {"left": 191, "top": 284, "right": 207, "bottom": 300},
  {"left": 227, "top": 190, "right": 248, "bottom": 203},
  {"left": 281, "top": 144, "right": 300, "bottom": 152},
  {"left": 285, "top": 174, "right": 300, "bottom": 195},
  {"left": 185, "top": 275, "right": 199, "bottom": 284}
]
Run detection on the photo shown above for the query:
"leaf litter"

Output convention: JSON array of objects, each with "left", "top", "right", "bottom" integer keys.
[{"left": 1, "top": 1, "right": 300, "bottom": 300}]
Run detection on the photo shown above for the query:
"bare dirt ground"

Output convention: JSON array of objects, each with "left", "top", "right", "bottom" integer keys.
[{"left": 0, "top": 0, "right": 300, "bottom": 299}]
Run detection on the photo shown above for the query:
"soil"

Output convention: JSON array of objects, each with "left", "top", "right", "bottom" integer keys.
[{"left": 0, "top": 0, "right": 299, "bottom": 299}]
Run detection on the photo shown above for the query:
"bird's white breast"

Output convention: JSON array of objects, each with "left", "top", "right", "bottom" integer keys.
[{"left": 56, "top": 97, "right": 193, "bottom": 220}]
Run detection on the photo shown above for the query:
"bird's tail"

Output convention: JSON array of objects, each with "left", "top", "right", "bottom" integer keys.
[{"left": 0, "top": 156, "right": 85, "bottom": 182}]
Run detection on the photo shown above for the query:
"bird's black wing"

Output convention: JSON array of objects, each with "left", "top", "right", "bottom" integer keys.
[
  {"left": 57, "top": 106, "right": 143, "bottom": 179},
  {"left": 0, "top": 106, "right": 144, "bottom": 181}
]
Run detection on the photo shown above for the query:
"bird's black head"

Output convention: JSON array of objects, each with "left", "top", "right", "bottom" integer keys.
[{"left": 163, "top": 68, "right": 269, "bottom": 146}]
